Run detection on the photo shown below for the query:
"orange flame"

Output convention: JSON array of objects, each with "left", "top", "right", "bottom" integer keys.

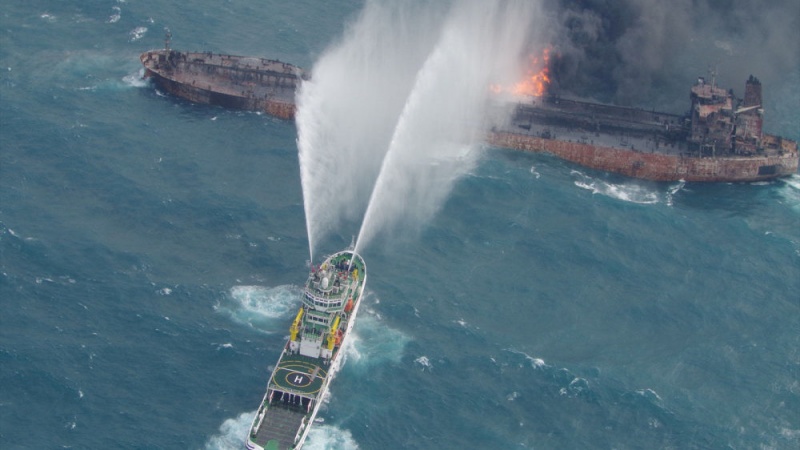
[
  {"left": 515, "top": 48, "right": 551, "bottom": 96},
  {"left": 491, "top": 47, "right": 552, "bottom": 97}
]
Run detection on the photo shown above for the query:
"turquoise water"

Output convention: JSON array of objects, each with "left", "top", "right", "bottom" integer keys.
[{"left": 2, "top": 1, "right": 799, "bottom": 449}]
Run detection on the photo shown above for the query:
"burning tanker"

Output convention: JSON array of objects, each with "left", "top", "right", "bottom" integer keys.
[{"left": 139, "top": 45, "right": 797, "bottom": 182}]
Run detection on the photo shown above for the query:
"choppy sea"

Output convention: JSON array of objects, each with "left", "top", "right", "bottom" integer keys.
[{"left": 2, "top": 1, "right": 799, "bottom": 449}]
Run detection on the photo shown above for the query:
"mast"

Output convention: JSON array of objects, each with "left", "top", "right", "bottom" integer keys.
[{"left": 164, "top": 27, "right": 172, "bottom": 51}]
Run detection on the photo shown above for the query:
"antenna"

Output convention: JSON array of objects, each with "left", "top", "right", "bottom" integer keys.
[
  {"left": 708, "top": 65, "right": 717, "bottom": 91},
  {"left": 164, "top": 27, "right": 172, "bottom": 51}
]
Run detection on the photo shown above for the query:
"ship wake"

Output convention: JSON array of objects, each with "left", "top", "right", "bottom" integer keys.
[{"left": 217, "top": 285, "right": 301, "bottom": 332}]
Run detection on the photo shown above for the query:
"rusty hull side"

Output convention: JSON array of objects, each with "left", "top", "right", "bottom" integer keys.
[
  {"left": 143, "top": 70, "right": 295, "bottom": 120},
  {"left": 488, "top": 131, "right": 798, "bottom": 182}
]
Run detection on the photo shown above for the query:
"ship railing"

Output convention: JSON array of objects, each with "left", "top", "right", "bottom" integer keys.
[{"left": 303, "top": 291, "right": 346, "bottom": 311}]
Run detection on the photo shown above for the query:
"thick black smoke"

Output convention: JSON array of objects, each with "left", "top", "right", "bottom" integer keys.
[{"left": 540, "top": 0, "right": 800, "bottom": 113}]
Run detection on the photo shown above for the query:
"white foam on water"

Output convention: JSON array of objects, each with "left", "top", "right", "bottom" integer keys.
[
  {"left": 530, "top": 357, "right": 546, "bottom": 369},
  {"left": 566, "top": 377, "right": 589, "bottom": 396},
  {"left": 303, "top": 424, "right": 360, "bottom": 450},
  {"left": 414, "top": 355, "right": 432, "bottom": 371},
  {"left": 220, "top": 285, "right": 301, "bottom": 332},
  {"left": 204, "top": 411, "right": 255, "bottom": 450},
  {"left": 572, "top": 171, "right": 667, "bottom": 204},
  {"left": 122, "top": 68, "right": 148, "bottom": 88},
  {"left": 778, "top": 174, "right": 800, "bottom": 211},
  {"left": 343, "top": 312, "right": 409, "bottom": 372},
  {"left": 665, "top": 180, "right": 685, "bottom": 206},
  {"left": 635, "top": 388, "right": 663, "bottom": 403},
  {"left": 129, "top": 26, "right": 147, "bottom": 42},
  {"left": 507, "top": 349, "right": 547, "bottom": 369},
  {"left": 107, "top": 7, "right": 121, "bottom": 24},
  {"left": 781, "top": 173, "right": 800, "bottom": 190}
]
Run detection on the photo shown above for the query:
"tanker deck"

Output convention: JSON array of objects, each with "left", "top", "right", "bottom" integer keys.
[{"left": 140, "top": 50, "right": 303, "bottom": 119}]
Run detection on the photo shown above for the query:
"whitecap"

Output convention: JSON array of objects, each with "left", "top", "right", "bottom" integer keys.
[
  {"left": 506, "top": 349, "right": 546, "bottom": 368},
  {"left": 128, "top": 26, "right": 147, "bottom": 42},
  {"left": 568, "top": 377, "right": 589, "bottom": 394},
  {"left": 635, "top": 388, "right": 663, "bottom": 403},
  {"left": 107, "top": 7, "right": 121, "bottom": 24},
  {"left": 414, "top": 355, "right": 432, "bottom": 370}
]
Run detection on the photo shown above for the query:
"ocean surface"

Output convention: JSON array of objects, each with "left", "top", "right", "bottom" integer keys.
[{"left": 2, "top": 1, "right": 799, "bottom": 449}]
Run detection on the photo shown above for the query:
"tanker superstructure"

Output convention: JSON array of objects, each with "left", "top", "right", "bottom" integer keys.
[
  {"left": 246, "top": 250, "right": 366, "bottom": 450},
  {"left": 139, "top": 47, "right": 798, "bottom": 182},
  {"left": 490, "top": 75, "right": 797, "bottom": 181}
]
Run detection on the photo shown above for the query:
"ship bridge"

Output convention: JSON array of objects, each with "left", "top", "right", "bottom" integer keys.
[{"left": 302, "top": 255, "right": 359, "bottom": 312}]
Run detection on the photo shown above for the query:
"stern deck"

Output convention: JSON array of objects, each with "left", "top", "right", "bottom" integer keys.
[{"left": 252, "top": 406, "right": 305, "bottom": 449}]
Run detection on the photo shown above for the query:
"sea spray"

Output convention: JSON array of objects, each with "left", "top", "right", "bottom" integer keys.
[
  {"left": 296, "top": 0, "right": 447, "bottom": 261},
  {"left": 355, "top": 0, "right": 539, "bottom": 252},
  {"left": 297, "top": 0, "right": 541, "bottom": 259}
]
